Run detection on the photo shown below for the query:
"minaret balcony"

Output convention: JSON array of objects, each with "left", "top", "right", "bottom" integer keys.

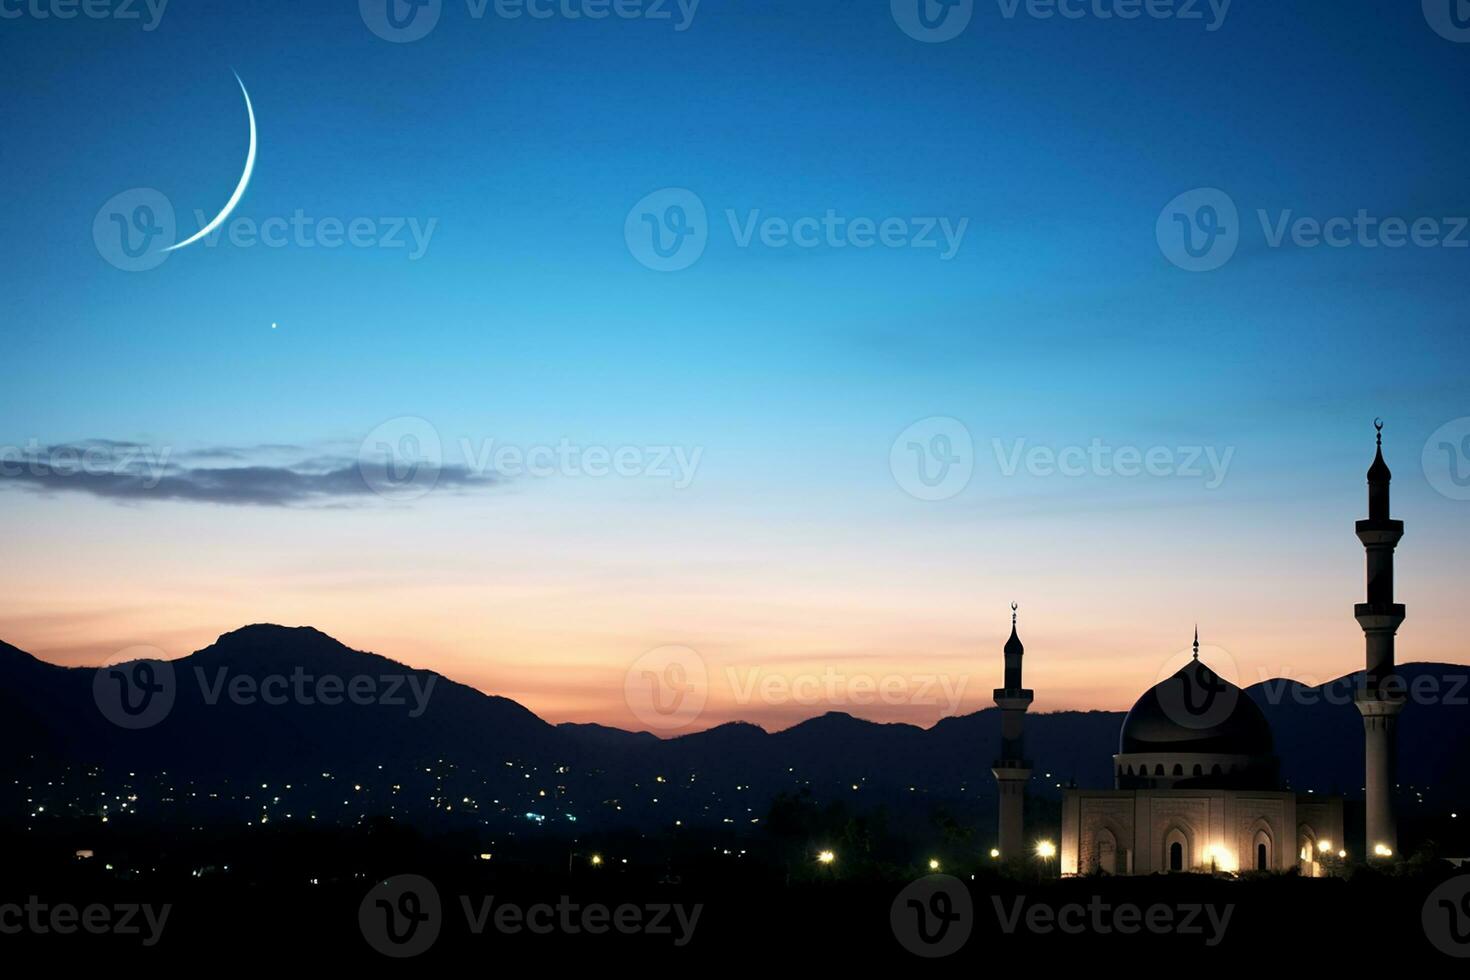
[
  {"left": 1355, "top": 519, "right": 1404, "bottom": 546},
  {"left": 1353, "top": 687, "right": 1408, "bottom": 713},
  {"left": 1353, "top": 603, "right": 1405, "bottom": 631},
  {"left": 992, "top": 689, "right": 1034, "bottom": 710}
]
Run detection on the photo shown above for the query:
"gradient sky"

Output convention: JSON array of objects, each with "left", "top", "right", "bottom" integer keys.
[{"left": 2, "top": 1, "right": 1467, "bottom": 733}]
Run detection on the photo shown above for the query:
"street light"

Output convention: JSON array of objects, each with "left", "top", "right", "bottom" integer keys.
[
  {"left": 928, "top": 858, "right": 941, "bottom": 871},
  {"left": 1373, "top": 843, "right": 1393, "bottom": 858},
  {"left": 989, "top": 848, "right": 1001, "bottom": 859},
  {"left": 817, "top": 849, "right": 836, "bottom": 865}
]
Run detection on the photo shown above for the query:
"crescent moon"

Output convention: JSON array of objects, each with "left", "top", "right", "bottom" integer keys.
[{"left": 164, "top": 72, "right": 256, "bottom": 252}]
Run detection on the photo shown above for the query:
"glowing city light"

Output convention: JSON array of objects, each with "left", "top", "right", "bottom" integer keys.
[
  {"left": 1035, "top": 840, "right": 1056, "bottom": 859},
  {"left": 1373, "top": 843, "right": 1393, "bottom": 857},
  {"left": 817, "top": 850, "right": 836, "bottom": 865},
  {"left": 928, "top": 858, "right": 941, "bottom": 871},
  {"left": 1317, "top": 840, "right": 1332, "bottom": 853},
  {"left": 590, "top": 854, "right": 604, "bottom": 866},
  {"left": 1338, "top": 850, "right": 1347, "bottom": 859},
  {"left": 990, "top": 848, "right": 1000, "bottom": 859}
]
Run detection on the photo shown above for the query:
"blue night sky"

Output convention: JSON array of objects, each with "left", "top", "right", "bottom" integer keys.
[{"left": 1, "top": 1, "right": 1467, "bottom": 729}]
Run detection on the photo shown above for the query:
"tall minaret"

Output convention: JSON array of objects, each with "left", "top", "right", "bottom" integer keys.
[
  {"left": 992, "top": 603, "right": 1034, "bottom": 864},
  {"left": 1355, "top": 419, "right": 1406, "bottom": 860}
]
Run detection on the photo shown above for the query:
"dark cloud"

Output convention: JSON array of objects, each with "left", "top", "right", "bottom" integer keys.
[{"left": 0, "top": 442, "right": 495, "bottom": 507}]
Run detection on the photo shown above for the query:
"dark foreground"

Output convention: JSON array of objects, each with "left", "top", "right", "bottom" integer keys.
[{"left": 3, "top": 828, "right": 1467, "bottom": 966}]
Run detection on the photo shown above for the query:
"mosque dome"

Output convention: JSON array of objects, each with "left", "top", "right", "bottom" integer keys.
[{"left": 1118, "top": 657, "right": 1273, "bottom": 757}]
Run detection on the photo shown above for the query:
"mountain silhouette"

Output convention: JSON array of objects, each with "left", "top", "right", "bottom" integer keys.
[
  {"left": 1, "top": 625, "right": 560, "bottom": 775},
  {"left": 2, "top": 625, "right": 1466, "bottom": 834}
]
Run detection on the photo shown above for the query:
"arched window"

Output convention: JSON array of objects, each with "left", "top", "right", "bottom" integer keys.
[
  {"left": 1172, "top": 764, "right": 1183, "bottom": 776},
  {"left": 1210, "top": 764, "right": 1222, "bottom": 776},
  {"left": 1154, "top": 764, "right": 1165, "bottom": 776},
  {"left": 1170, "top": 841, "right": 1184, "bottom": 872},
  {"left": 1193, "top": 764, "right": 1203, "bottom": 776},
  {"left": 1298, "top": 825, "right": 1318, "bottom": 868}
]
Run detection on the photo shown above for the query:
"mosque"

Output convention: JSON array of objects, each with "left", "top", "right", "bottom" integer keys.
[{"left": 992, "top": 424, "right": 1405, "bottom": 876}]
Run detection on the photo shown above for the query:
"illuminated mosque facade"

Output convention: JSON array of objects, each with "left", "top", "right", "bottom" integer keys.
[{"left": 994, "top": 425, "right": 1406, "bottom": 876}]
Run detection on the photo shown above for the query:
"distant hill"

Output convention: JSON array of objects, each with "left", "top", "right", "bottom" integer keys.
[
  {"left": 0, "top": 625, "right": 562, "bottom": 775},
  {"left": 1246, "top": 665, "right": 1470, "bottom": 797},
  {"left": 2, "top": 625, "right": 1466, "bottom": 836}
]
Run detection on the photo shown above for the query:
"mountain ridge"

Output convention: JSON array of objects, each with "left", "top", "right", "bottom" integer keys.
[{"left": 2, "top": 624, "right": 1466, "bottom": 838}]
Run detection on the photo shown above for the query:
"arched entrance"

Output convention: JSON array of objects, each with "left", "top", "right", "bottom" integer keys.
[
  {"left": 1163, "top": 827, "right": 1189, "bottom": 872},
  {"left": 1095, "top": 829, "right": 1117, "bottom": 875},
  {"left": 1253, "top": 828, "right": 1272, "bottom": 871}
]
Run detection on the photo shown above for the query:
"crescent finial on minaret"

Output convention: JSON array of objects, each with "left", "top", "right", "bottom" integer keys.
[
  {"left": 1368, "top": 418, "right": 1392, "bottom": 494},
  {"left": 1193, "top": 625, "right": 1200, "bottom": 661}
]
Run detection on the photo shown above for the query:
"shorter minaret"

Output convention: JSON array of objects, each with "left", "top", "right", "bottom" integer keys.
[
  {"left": 992, "top": 603, "right": 1034, "bottom": 865},
  {"left": 1355, "top": 419, "right": 1406, "bottom": 860}
]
